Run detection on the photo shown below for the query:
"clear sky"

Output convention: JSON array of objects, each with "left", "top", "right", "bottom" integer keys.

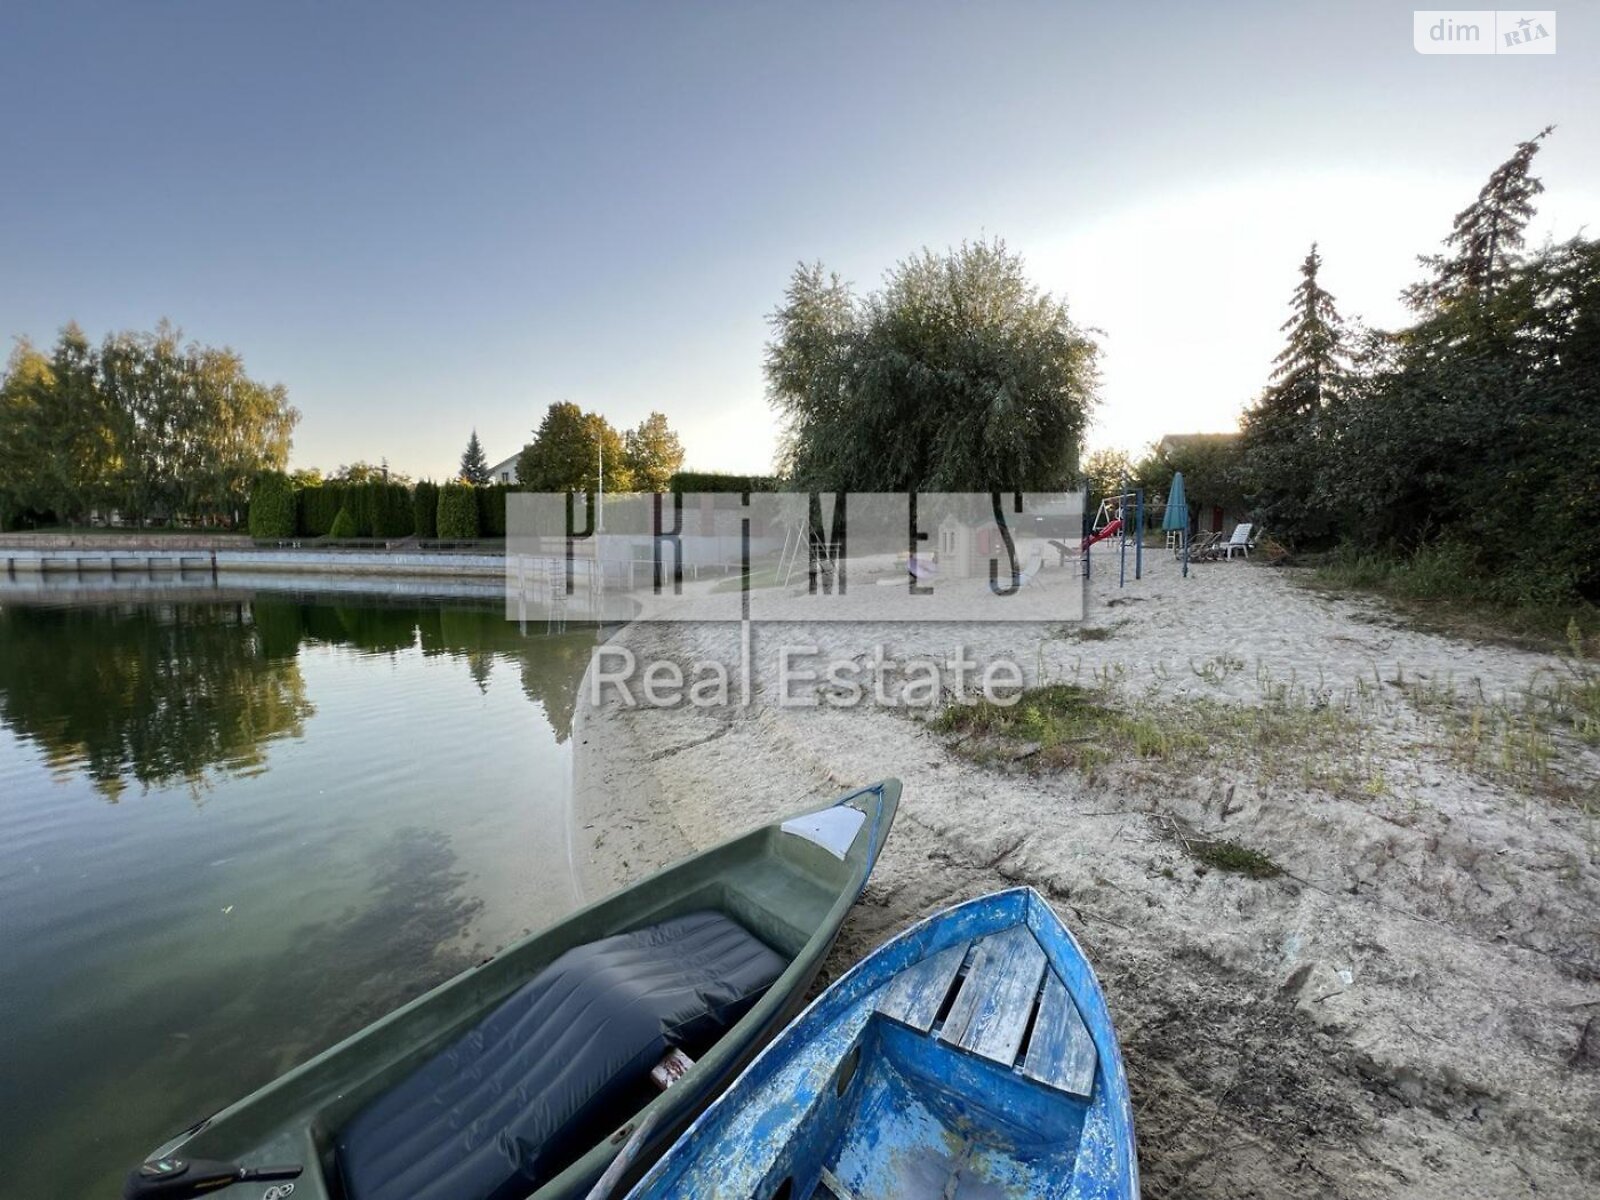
[{"left": 2, "top": 2, "right": 1594, "bottom": 479}]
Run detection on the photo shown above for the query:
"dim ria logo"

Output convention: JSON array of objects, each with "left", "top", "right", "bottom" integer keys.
[{"left": 1414, "top": 10, "right": 1556, "bottom": 53}]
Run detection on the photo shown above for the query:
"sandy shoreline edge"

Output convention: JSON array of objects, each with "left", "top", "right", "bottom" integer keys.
[{"left": 568, "top": 555, "right": 1599, "bottom": 1198}]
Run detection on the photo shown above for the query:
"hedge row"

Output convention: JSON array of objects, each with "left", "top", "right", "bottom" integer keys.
[
  {"left": 246, "top": 473, "right": 297, "bottom": 538},
  {"left": 249, "top": 474, "right": 782, "bottom": 539},
  {"left": 412, "top": 481, "right": 439, "bottom": 538},
  {"left": 246, "top": 478, "right": 507, "bottom": 540},
  {"left": 476, "top": 483, "right": 514, "bottom": 537},
  {"left": 668, "top": 471, "right": 781, "bottom": 494},
  {"left": 437, "top": 484, "right": 479, "bottom": 539},
  {"left": 289, "top": 481, "right": 411, "bottom": 537}
]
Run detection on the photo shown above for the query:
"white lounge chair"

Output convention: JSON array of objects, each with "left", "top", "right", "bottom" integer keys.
[{"left": 1219, "top": 523, "right": 1253, "bottom": 560}]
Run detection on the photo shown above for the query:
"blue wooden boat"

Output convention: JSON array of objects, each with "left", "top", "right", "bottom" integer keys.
[{"left": 613, "top": 887, "right": 1138, "bottom": 1199}]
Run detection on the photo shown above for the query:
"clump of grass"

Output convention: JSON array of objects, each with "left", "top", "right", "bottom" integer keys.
[
  {"left": 935, "top": 683, "right": 1114, "bottom": 746},
  {"left": 937, "top": 684, "right": 1360, "bottom": 782},
  {"left": 1053, "top": 618, "right": 1131, "bottom": 643},
  {"left": 1555, "top": 674, "right": 1600, "bottom": 745},
  {"left": 1554, "top": 619, "right": 1600, "bottom": 744},
  {"left": 1192, "top": 654, "right": 1245, "bottom": 684},
  {"left": 1189, "top": 838, "right": 1283, "bottom": 879},
  {"left": 1397, "top": 674, "right": 1589, "bottom": 798}
]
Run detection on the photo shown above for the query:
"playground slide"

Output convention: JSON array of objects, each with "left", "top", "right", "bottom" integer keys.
[{"left": 1081, "top": 518, "right": 1122, "bottom": 551}]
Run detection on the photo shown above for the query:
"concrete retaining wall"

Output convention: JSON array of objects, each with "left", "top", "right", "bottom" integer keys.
[{"left": 1, "top": 547, "right": 511, "bottom": 579}]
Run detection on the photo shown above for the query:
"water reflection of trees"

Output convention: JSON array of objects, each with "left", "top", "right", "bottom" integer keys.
[
  {"left": 421, "top": 606, "right": 593, "bottom": 740},
  {"left": 0, "top": 598, "right": 595, "bottom": 799},
  {"left": 0, "top": 603, "right": 314, "bottom": 801},
  {"left": 261, "top": 597, "right": 594, "bottom": 740}
]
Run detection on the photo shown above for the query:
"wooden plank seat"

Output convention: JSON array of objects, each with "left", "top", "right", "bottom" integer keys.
[
  {"left": 1022, "top": 974, "right": 1098, "bottom": 1098},
  {"left": 873, "top": 942, "right": 967, "bottom": 1033},
  {"left": 875, "top": 924, "right": 1098, "bottom": 1100}
]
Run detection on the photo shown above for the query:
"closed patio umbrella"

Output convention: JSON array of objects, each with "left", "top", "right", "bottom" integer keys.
[{"left": 1162, "top": 472, "right": 1192, "bottom": 577}]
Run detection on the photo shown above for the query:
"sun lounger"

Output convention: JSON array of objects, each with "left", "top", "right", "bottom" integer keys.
[{"left": 1219, "top": 523, "right": 1254, "bottom": 560}]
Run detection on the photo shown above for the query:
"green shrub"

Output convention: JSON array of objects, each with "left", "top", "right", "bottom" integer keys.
[
  {"left": 436, "top": 484, "right": 479, "bottom": 539},
  {"left": 327, "top": 506, "right": 357, "bottom": 539},
  {"left": 476, "top": 483, "right": 512, "bottom": 537},
  {"left": 367, "top": 481, "right": 413, "bottom": 538},
  {"left": 349, "top": 482, "right": 376, "bottom": 537},
  {"left": 412, "top": 481, "right": 439, "bottom": 538},
  {"left": 247, "top": 472, "right": 297, "bottom": 539},
  {"left": 669, "top": 471, "right": 781, "bottom": 494},
  {"left": 298, "top": 482, "right": 344, "bottom": 537}
]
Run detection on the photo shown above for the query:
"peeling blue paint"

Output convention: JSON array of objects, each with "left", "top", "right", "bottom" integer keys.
[{"left": 622, "top": 888, "right": 1139, "bottom": 1199}]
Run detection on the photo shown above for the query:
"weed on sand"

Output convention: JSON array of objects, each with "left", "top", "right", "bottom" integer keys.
[
  {"left": 1190, "top": 838, "right": 1283, "bottom": 878},
  {"left": 934, "top": 683, "right": 1372, "bottom": 794},
  {"left": 1396, "top": 656, "right": 1600, "bottom": 803}
]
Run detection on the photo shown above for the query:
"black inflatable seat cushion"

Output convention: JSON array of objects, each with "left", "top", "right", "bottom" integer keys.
[{"left": 334, "top": 910, "right": 786, "bottom": 1200}]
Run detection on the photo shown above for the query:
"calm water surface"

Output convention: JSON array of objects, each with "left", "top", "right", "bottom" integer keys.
[{"left": 0, "top": 579, "right": 597, "bottom": 1198}]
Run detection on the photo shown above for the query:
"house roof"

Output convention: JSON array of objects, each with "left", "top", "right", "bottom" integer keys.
[
  {"left": 1155, "top": 431, "right": 1240, "bottom": 453},
  {"left": 487, "top": 452, "right": 521, "bottom": 482}
]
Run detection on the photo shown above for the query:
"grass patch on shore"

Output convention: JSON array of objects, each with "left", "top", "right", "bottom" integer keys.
[
  {"left": 934, "top": 683, "right": 1366, "bottom": 786},
  {"left": 1052, "top": 619, "right": 1131, "bottom": 643},
  {"left": 0, "top": 524, "right": 231, "bottom": 537},
  {"left": 932, "top": 683, "right": 1206, "bottom": 767},
  {"left": 938, "top": 667, "right": 1599, "bottom": 805},
  {"left": 1301, "top": 547, "right": 1600, "bottom": 655},
  {"left": 1189, "top": 838, "right": 1283, "bottom": 879},
  {"left": 1396, "top": 662, "right": 1600, "bottom": 800}
]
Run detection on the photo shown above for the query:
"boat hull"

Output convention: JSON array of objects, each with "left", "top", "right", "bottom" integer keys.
[
  {"left": 622, "top": 887, "right": 1139, "bottom": 1200},
  {"left": 131, "top": 780, "right": 900, "bottom": 1200}
]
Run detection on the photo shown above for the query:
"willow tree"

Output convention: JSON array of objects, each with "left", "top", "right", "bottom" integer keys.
[
  {"left": 766, "top": 239, "right": 1098, "bottom": 492},
  {"left": 0, "top": 322, "right": 295, "bottom": 526}
]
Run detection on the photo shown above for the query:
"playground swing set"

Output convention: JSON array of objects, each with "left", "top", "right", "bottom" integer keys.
[
  {"left": 1078, "top": 483, "right": 1144, "bottom": 587},
  {"left": 1078, "top": 469, "right": 1213, "bottom": 583},
  {"left": 768, "top": 482, "right": 1193, "bottom": 592}
]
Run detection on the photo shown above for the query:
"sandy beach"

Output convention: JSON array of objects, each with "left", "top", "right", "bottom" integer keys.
[{"left": 572, "top": 550, "right": 1599, "bottom": 1198}]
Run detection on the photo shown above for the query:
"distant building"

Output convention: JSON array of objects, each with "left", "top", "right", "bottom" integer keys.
[
  {"left": 486, "top": 452, "right": 521, "bottom": 485},
  {"left": 1153, "top": 431, "right": 1240, "bottom": 456}
]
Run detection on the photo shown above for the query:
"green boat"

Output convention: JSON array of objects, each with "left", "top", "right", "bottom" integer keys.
[{"left": 124, "top": 780, "right": 900, "bottom": 1200}]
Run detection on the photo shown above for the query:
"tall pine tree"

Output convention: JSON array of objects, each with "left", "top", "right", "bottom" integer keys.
[
  {"left": 459, "top": 429, "right": 490, "bottom": 486},
  {"left": 1241, "top": 243, "right": 1348, "bottom": 544},
  {"left": 1268, "top": 243, "right": 1346, "bottom": 420},
  {"left": 1406, "top": 126, "right": 1553, "bottom": 310}
]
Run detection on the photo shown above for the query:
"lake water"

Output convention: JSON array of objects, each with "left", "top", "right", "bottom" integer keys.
[{"left": 0, "top": 577, "right": 599, "bottom": 1198}]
